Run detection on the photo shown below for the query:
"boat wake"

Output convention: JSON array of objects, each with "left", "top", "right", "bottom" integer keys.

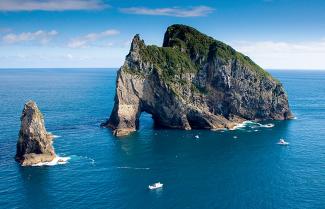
[
  {"left": 83, "top": 156, "right": 96, "bottom": 165},
  {"left": 117, "top": 166, "right": 150, "bottom": 170},
  {"left": 70, "top": 155, "right": 96, "bottom": 165},
  {"left": 48, "top": 132, "right": 61, "bottom": 138},
  {"left": 32, "top": 155, "right": 71, "bottom": 167}
]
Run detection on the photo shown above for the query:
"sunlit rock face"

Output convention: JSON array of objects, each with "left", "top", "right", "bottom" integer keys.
[{"left": 15, "top": 100, "right": 55, "bottom": 166}]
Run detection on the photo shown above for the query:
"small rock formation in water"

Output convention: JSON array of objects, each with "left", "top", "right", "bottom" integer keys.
[
  {"left": 15, "top": 100, "right": 55, "bottom": 166},
  {"left": 103, "top": 24, "right": 293, "bottom": 136}
]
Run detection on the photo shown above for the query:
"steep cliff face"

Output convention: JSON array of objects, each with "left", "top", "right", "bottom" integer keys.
[
  {"left": 104, "top": 24, "right": 292, "bottom": 136},
  {"left": 15, "top": 101, "right": 55, "bottom": 166}
]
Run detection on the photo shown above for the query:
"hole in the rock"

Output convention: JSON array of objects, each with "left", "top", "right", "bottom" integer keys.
[{"left": 138, "top": 112, "right": 154, "bottom": 130}]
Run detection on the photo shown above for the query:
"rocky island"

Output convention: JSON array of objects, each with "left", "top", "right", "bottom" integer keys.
[
  {"left": 103, "top": 24, "right": 292, "bottom": 136},
  {"left": 15, "top": 100, "right": 56, "bottom": 166}
]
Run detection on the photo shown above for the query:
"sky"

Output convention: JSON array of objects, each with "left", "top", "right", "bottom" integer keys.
[{"left": 0, "top": 0, "right": 325, "bottom": 69}]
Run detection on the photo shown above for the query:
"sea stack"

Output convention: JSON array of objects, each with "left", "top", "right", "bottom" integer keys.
[
  {"left": 15, "top": 100, "right": 55, "bottom": 166},
  {"left": 103, "top": 24, "right": 293, "bottom": 136}
]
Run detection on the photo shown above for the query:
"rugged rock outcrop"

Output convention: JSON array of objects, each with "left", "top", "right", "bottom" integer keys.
[
  {"left": 15, "top": 100, "right": 55, "bottom": 166},
  {"left": 103, "top": 24, "right": 293, "bottom": 136}
]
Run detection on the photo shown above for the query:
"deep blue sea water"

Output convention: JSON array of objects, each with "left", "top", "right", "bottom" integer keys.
[{"left": 0, "top": 69, "right": 324, "bottom": 209}]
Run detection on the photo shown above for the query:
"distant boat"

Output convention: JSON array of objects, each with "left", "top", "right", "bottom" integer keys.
[
  {"left": 277, "top": 139, "right": 289, "bottom": 145},
  {"left": 57, "top": 158, "right": 67, "bottom": 163},
  {"left": 148, "top": 182, "right": 163, "bottom": 190},
  {"left": 195, "top": 135, "right": 199, "bottom": 139}
]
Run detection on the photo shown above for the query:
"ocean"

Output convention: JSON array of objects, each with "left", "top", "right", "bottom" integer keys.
[{"left": 0, "top": 69, "right": 324, "bottom": 209}]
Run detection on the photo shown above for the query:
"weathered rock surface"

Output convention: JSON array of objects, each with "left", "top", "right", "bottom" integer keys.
[
  {"left": 103, "top": 24, "right": 293, "bottom": 136},
  {"left": 15, "top": 100, "right": 55, "bottom": 166}
]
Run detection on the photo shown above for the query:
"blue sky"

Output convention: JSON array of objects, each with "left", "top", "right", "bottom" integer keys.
[{"left": 0, "top": 0, "right": 325, "bottom": 69}]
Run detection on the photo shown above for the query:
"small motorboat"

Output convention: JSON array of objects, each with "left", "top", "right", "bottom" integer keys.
[
  {"left": 277, "top": 139, "right": 289, "bottom": 145},
  {"left": 195, "top": 135, "right": 200, "bottom": 139},
  {"left": 57, "top": 157, "right": 69, "bottom": 164},
  {"left": 148, "top": 182, "right": 163, "bottom": 190}
]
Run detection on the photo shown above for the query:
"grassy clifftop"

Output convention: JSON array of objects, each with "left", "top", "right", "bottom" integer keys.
[
  {"left": 125, "top": 24, "right": 276, "bottom": 83},
  {"left": 139, "top": 45, "right": 196, "bottom": 83},
  {"left": 163, "top": 24, "right": 274, "bottom": 80}
]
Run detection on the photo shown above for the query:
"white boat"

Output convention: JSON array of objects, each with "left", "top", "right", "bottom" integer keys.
[
  {"left": 195, "top": 135, "right": 199, "bottom": 139},
  {"left": 277, "top": 139, "right": 289, "bottom": 145},
  {"left": 148, "top": 182, "right": 163, "bottom": 190}
]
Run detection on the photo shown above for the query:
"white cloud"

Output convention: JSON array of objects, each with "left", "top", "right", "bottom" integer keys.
[
  {"left": 231, "top": 39, "right": 325, "bottom": 69},
  {"left": 2, "top": 30, "right": 58, "bottom": 44},
  {"left": 68, "top": 29, "right": 120, "bottom": 48},
  {"left": 66, "top": 53, "right": 73, "bottom": 60},
  {"left": 0, "top": 46, "right": 128, "bottom": 68},
  {"left": 0, "top": 0, "right": 108, "bottom": 11},
  {"left": 119, "top": 6, "right": 214, "bottom": 17}
]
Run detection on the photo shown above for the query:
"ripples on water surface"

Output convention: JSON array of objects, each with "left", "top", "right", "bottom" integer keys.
[{"left": 0, "top": 69, "right": 324, "bottom": 209}]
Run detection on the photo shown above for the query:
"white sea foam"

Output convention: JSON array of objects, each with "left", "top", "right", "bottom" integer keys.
[
  {"left": 229, "top": 121, "right": 253, "bottom": 130},
  {"left": 230, "top": 121, "right": 274, "bottom": 130},
  {"left": 117, "top": 166, "right": 150, "bottom": 170},
  {"left": 32, "top": 156, "right": 71, "bottom": 167}
]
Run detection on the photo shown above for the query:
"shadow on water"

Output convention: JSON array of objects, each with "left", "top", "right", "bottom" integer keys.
[{"left": 115, "top": 115, "right": 293, "bottom": 158}]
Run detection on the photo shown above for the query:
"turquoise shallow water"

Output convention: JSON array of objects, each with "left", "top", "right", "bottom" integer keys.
[{"left": 0, "top": 69, "right": 324, "bottom": 209}]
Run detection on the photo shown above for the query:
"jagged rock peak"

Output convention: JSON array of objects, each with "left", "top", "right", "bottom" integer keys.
[
  {"left": 163, "top": 24, "right": 214, "bottom": 49},
  {"left": 130, "top": 34, "right": 144, "bottom": 51},
  {"left": 104, "top": 24, "right": 293, "bottom": 137},
  {"left": 15, "top": 100, "right": 55, "bottom": 166}
]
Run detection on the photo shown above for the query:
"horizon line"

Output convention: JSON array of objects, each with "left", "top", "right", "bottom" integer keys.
[{"left": 0, "top": 67, "right": 325, "bottom": 71}]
